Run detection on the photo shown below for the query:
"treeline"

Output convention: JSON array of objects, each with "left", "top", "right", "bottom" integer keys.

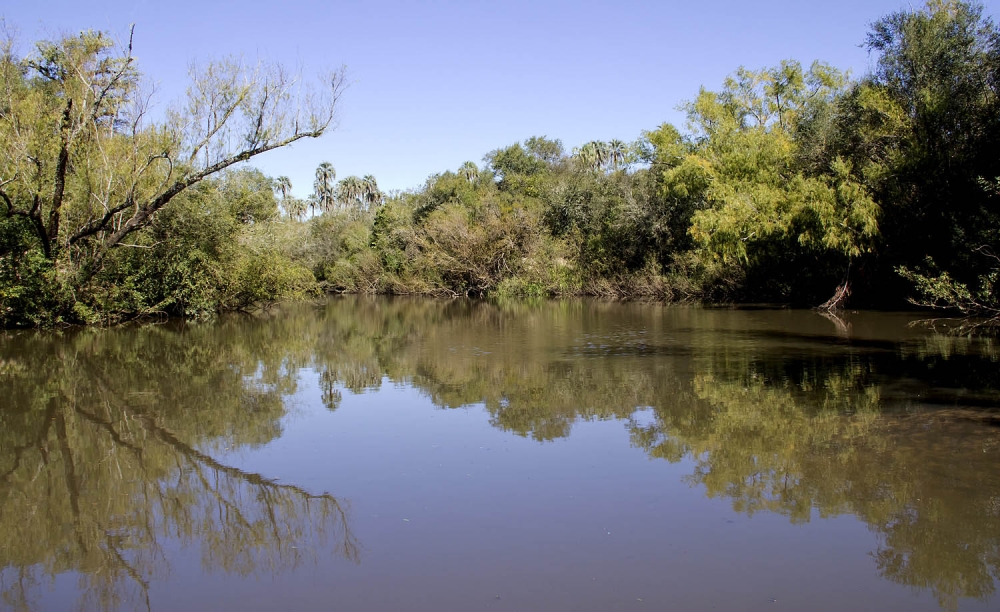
[
  {"left": 1, "top": 0, "right": 998, "bottom": 326},
  {"left": 311, "top": 0, "right": 999, "bottom": 312}
]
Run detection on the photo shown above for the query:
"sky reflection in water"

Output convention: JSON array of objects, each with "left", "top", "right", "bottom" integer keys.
[{"left": 1, "top": 297, "right": 999, "bottom": 611}]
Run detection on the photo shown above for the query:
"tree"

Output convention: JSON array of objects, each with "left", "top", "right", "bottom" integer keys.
[
  {"left": 573, "top": 141, "right": 610, "bottom": 172},
  {"left": 678, "top": 60, "right": 876, "bottom": 306},
  {"left": 313, "top": 162, "right": 337, "bottom": 212},
  {"left": 608, "top": 139, "right": 627, "bottom": 171},
  {"left": 274, "top": 176, "right": 307, "bottom": 221},
  {"left": 361, "top": 174, "right": 382, "bottom": 208},
  {"left": 336, "top": 176, "right": 364, "bottom": 209},
  {"left": 459, "top": 161, "right": 479, "bottom": 183},
  {"left": 524, "top": 136, "right": 564, "bottom": 165},
  {"left": 218, "top": 167, "right": 279, "bottom": 224},
  {"left": 284, "top": 196, "right": 307, "bottom": 221},
  {"left": 274, "top": 175, "right": 292, "bottom": 200},
  {"left": 572, "top": 143, "right": 595, "bottom": 171},
  {"left": 485, "top": 143, "right": 547, "bottom": 183},
  {"left": 273, "top": 175, "right": 297, "bottom": 219},
  {"left": 841, "top": 0, "right": 1000, "bottom": 307},
  {"left": 0, "top": 27, "right": 346, "bottom": 286}
]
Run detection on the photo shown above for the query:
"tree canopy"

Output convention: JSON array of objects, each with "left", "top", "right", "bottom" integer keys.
[
  {"left": 0, "top": 26, "right": 345, "bottom": 324},
  {"left": 3, "top": 1, "right": 1000, "bottom": 327}
]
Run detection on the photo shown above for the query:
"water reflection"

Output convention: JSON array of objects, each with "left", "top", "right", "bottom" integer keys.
[
  {"left": 633, "top": 373, "right": 1000, "bottom": 610},
  {"left": 0, "top": 325, "right": 357, "bottom": 611},
  {"left": 2, "top": 297, "right": 999, "bottom": 610},
  {"left": 297, "top": 298, "right": 1000, "bottom": 610}
]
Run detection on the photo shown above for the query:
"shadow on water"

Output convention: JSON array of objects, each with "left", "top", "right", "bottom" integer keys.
[{"left": 2, "top": 296, "right": 999, "bottom": 610}]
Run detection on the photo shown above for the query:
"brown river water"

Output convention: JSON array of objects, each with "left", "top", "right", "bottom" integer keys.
[{"left": 2, "top": 297, "right": 999, "bottom": 611}]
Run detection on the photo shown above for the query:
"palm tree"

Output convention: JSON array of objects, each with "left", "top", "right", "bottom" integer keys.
[
  {"left": 362, "top": 175, "right": 382, "bottom": 208},
  {"left": 273, "top": 176, "right": 294, "bottom": 218},
  {"left": 313, "top": 162, "right": 336, "bottom": 212},
  {"left": 274, "top": 176, "right": 292, "bottom": 200},
  {"left": 285, "top": 196, "right": 307, "bottom": 221},
  {"left": 459, "top": 161, "right": 479, "bottom": 183},
  {"left": 593, "top": 141, "right": 610, "bottom": 171},
  {"left": 574, "top": 142, "right": 604, "bottom": 172},
  {"left": 608, "top": 140, "right": 627, "bottom": 171},
  {"left": 337, "top": 176, "right": 364, "bottom": 209}
]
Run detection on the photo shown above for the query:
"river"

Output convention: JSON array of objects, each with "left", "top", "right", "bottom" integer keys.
[{"left": 1, "top": 297, "right": 999, "bottom": 611}]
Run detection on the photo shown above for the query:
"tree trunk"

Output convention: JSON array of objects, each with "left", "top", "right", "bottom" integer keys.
[{"left": 818, "top": 276, "right": 851, "bottom": 312}]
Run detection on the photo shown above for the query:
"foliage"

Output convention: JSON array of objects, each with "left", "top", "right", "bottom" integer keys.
[
  {"left": 899, "top": 246, "right": 1000, "bottom": 330},
  {"left": 5, "top": 2, "right": 1000, "bottom": 325},
  {"left": 679, "top": 60, "right": 880, "bottom": 303},
  {"left": 313, "top": 162, "right": 337, "bottom": 212},
  {"left": 840, "top": 0, "right": 1000, "bottom": 303},
  {"left": 74, "top": 169, "right": 317, "bottom": 322},
  {"left": 0, "top": 26, "right": 344, "bottom": 325}
]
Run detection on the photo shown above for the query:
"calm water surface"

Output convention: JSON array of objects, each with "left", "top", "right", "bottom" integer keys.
[{"left": 2, "top": 298, "right": 1000, "bottom": 611}]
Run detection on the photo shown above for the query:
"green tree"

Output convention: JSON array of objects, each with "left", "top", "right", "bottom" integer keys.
[
  {"left": 459, "top": 161, "right": 479, "bottom": 183},
  {"left": 573, "top": 141, "right": 610, "bottom": 172},
  {"left": 273, "top": 175, "right": 299, "bottom": 221},
  {"left": 362, "top": 174, "right": 382, "bottom": 209},
  {"left": 608, "top": 139, "right": 627, "bottom": 171},
  {"left": 840, "top": 0, "right": 1000, "bottom": 308},
  {"left": 274, "top": 175, "right": 292, "bottom": 201},
  {"left": 284, "top": 196, "right": 307, "bottom": 221},
  {"left": 524, "top": 136, "right": 564, "bottom": 165},
  {"left": 0, "top": 28, "right": 345, "bottom": 296},
  {"left": 336, "top": 176, "right": 364, "bottom": 210},
  {"left": 486, "top": 143, "right": 548, "bottom": 184},
  {"left": 78, "top": 168, "right": 315, "bottom": 321},
  {"left": 680, "top": 60, "right": 877, "bottom": 306},
  {"left": 313, "top": 162, "right": 337, "bottom": 212},
  {"left": 638, "top": 123, "right": 707, "bottom": 256}
]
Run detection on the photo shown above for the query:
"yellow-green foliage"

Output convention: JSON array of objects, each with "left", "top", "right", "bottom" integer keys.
[
  {"left": 77, "top": 169, "right": 318, "bottom": 322},
  {"left": 4, "top": 1, "right": 998, "bottom": 324}
]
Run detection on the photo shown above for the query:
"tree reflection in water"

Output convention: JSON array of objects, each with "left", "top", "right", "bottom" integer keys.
[
  {"left": 0, "top": 323, "right": 357, "bottom": 611},
  {"left": 2, "top": 297, "right": 999, "bottom": 610},
  {"left": 301, "top": 297, "right": 1000, "bottom": 611}
]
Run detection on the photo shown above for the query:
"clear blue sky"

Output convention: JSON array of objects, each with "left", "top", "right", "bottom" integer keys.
[{"left": 5, "top": 0, "right": 986, "bottom": 196}]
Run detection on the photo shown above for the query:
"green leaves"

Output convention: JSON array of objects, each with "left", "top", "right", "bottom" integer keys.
[
  {"left": 686, "top": 60, "right": 848, "bottom": 138},
  {"left": 690, "top": 160, "right": 879, "bottom": 264},
  {"left": 1, "top": 25, "right": 345, "bottom": 324},
  {"left": 846, "top": 1, "right": 1000, "bottom": 305}
]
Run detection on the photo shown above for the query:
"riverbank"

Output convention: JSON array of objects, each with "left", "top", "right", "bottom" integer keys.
[{"left": 3, "top": 2, "right": 997, "bottom": 329}]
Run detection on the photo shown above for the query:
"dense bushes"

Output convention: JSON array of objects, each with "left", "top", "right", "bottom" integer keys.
[{"left": 1, "top": 169, "right": 318, "bottom": 326}]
